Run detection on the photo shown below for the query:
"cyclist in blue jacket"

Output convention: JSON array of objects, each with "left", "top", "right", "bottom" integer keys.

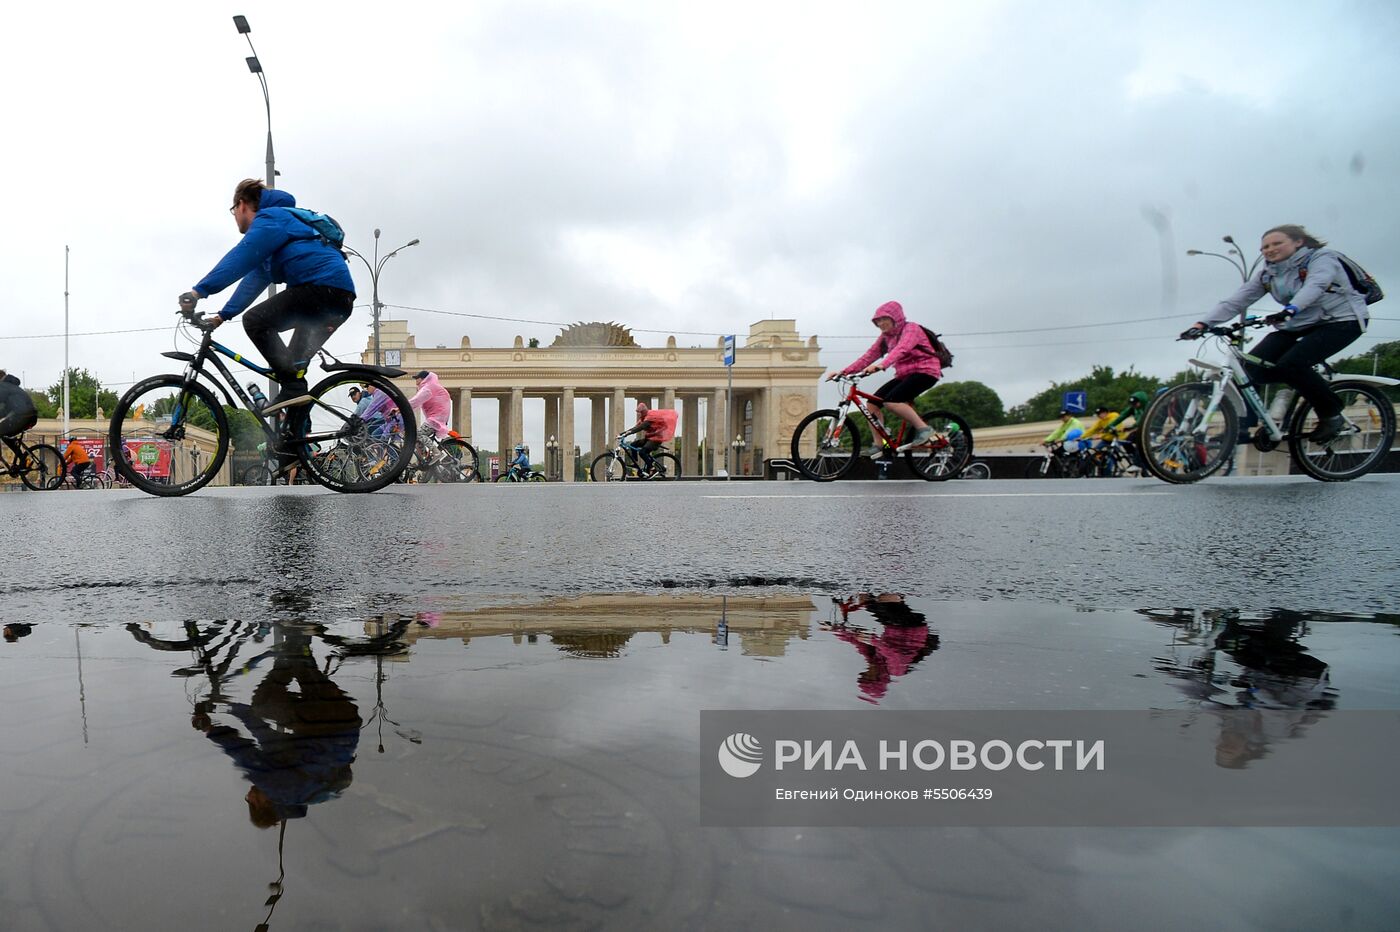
[{"left": 178, "top": 179, "right": 356, "bottom": 410}]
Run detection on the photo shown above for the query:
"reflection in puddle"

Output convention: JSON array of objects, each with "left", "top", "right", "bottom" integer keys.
[{"left": 4, "top": 596, "right": 1400, "bottom": 929}]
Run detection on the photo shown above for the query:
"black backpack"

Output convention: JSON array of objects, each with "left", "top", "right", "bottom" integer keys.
[
  {"left": 0, "top": 373, "right": 38, "bottom": 438},
  {"left": 1290, "top": 250, "right": 1385, "bottom": 305},
  {"left": 918, "top": 326, "right": 954, "bottom": 368}
]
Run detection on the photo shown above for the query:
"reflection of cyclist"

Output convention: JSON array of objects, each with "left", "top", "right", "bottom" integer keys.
[
  {"left": 619, "top": 401, "right": 677, "bottom": 474},
  {"left": 3, "top": 623, "right": 35, "bottom": 642},
  {"left": 828, "top": 301, "right": 942, "bottom": 456},
  {"left": 408, "top": 370, "right": 451, "bottom": 437},
  {"left": 63, "top": 438, "right": 92, "bottom": 484},
  {"left": 179, "top": 178, "right": 356, "bottom": 410},
  {"left": 194, "top": 627, "right": 361, "bottom": 827},
  {"left": 1183, "top": 225, "right": 1369, "bottom": 445},
  {"left": 827, "top": 594, "right": 940, "bottom": 704}
]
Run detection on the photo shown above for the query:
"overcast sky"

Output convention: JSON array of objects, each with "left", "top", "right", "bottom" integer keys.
[{"left": 4, "top": 1, "right": 1398, "bottom": 445}]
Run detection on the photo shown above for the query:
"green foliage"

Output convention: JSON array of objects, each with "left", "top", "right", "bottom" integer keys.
[
  {"left": 44, "top": 368, "right": 117, "bottom": 418},
  {"left": 915, "top": 380, "right": 1005, "bottom": 427},
  {"left": 226, "top": 408, "right": 265, "bottom": 452},
  {"left": 1005, "top": 366, "right": 1165, "bottom": 423},
  {"left": 28, "top": 390, "right": 57, "bottom": 419}
]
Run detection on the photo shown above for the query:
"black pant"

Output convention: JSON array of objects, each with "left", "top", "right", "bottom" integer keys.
[
  {"left": 631, "top": 439, "right": 660, "bottom": 470},
  {"left": 242, "top": 285, "right": 355, "bottom": 385},
  {"left": 1243, "top": 321, "right": 1363, "bottom": 418}
]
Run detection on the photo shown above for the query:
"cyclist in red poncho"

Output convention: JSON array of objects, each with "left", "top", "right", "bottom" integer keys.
[{"left": 620, "top": 400, "right": 678, "bottom": 475}]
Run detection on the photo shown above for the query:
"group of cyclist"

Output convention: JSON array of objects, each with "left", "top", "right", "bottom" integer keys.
[{"left": 4, "top": 173, "right": 1370, "bottom": 489}]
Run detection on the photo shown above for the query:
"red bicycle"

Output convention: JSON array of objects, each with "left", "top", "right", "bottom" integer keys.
[{"left": 789, "top": 374, "right": 973, "bottom": 481}]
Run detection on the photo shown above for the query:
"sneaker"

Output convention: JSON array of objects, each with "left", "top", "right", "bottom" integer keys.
[
  {"left": 896, "top": 426, "right": 936, "bottom": 452},
  {"left": 1307, "top": 414, "right": 1348, "bottom": 445},
  {"left": 263, "top": 379, "right": 312, "bottom": 414},
  {"left": 870, "top": 445, "right": 893, "bottom": 462}
]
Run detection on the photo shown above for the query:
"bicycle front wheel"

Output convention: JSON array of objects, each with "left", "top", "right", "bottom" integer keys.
[
  {"left": 961, "top": 461, "right": 991, "bottom": 480},
  {"left": 1288, "top": 380, "right": 1396, "bottom": 481},
  {"left": 239, "top": 462, "right": 275, "bottom": 486},
  {"left": 1023, "top": 457, "right": 1061, "bottom": 479},
  {"left": 591, "top": 452, "right": 627, "bottom": 482},
  {"left": 109, "top": 375, "right": 230, "bottom": 496},
  {"left": 904, "top": 411, "right": 973, "bottom": 481},
  {"left": 790, "top": 409, "right": 860, "bottom": 481},
  {"left": 19, "top": 443, "right": 65, "bottom": 490},
  {"left": 1140, "top": 382, "right": 1238, "bottom": 483},
  {"left": 295, "top": 372, "right": 416, "bottom": 492},
  {"left": 436, "top": 439, "right": 480, "bottom": 482}
]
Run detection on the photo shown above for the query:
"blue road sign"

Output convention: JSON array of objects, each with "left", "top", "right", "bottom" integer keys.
[
  {"left": 1062, "top": 390, "right": 1087, "bottom": 414},
  {"left": 723, "top": 335, "right": 736, "bottom": 367}
]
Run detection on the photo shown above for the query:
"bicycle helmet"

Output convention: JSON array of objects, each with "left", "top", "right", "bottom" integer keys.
[
  {"left": 514, "top": 443, "right": 525, "bottom": 454},
  {"left": 1129, "top": 390, "right": 1149, "bottom": 406}
]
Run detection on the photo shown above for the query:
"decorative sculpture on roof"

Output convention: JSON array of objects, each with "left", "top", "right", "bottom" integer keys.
[{"left": 551, "top": 321, "right": 638, "bottom": 347}]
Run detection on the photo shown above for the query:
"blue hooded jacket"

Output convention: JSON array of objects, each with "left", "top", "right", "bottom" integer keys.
[{"left": 195, "top": 189, "right": 357, "bottom": 320}]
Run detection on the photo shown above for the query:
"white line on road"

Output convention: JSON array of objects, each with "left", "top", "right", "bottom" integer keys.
[{"left": 702, "top": 492, "right": 1174, "bottom": 499}]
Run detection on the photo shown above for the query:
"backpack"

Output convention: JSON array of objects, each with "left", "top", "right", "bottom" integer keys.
[
  {"left": 285, "top": 206, "right": 347, "bottom": 252},
  {"left": 1289, "top": 250, "right": 1385, "bottom": 305},
  {"left": 0, "top": 374, "right": 38, "bottom": 438},
  {"left": 918, "top": 325, "right": 954, "bottom": 368}
]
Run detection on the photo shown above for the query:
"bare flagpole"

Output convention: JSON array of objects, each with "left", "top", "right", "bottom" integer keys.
[{"left": 64, "top": 245, "right": 70, "bottom": 438}]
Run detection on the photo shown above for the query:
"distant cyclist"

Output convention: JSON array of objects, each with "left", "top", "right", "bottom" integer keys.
[
  {"left": 63, "top": 437, "right": 93, "bottom": 485},
  {"left": 619, "top": 400, "right": 677, "bottom": 474},
  {"left": 408, "top": 370, "right": 451, "bottom": 437},
  {"left": 178, "top": 178, "right": 356, "bottom": 411},
  {"left": 1182, "top": 225, "right": 1369, "bottom": 444},
  {"left": 1043, "top": 409, "right": 1085, "bottom": 449},
  {"left": 505, "top": 443, "right": 531, "bottom": 478},
  {"left": 1080, "top": 405, "right": 1119, "bottom": 446},
  {"left": 1101, "top": 391, "right": 1148, "bottom": 439},
  {"left": 828, "top": 301, "right": 942, "bottom": 456}
]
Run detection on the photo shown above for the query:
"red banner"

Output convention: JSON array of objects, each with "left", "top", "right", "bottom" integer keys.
[
  {"left": 66, "top": 437, "right": 107, "bottom": 472},
  {"left": 123, "top": 439, "right": 173, "bottom": 479}
]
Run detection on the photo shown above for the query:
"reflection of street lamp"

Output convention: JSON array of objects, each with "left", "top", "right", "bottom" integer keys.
[
  {"left": 344, "top": 230, "right": 420, "bottom": 366},
  {"left": 545, "top": 435, "right": 558, "bottom": 481},
  {"left": 1187, "top": 235, "right": 1262, "bottom": 326},
  {"left": 730, "top": 434, "right": 746, "bottom": 478}
]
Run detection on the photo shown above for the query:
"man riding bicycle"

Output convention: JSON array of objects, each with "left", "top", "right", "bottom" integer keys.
[
  {"left": 619, "top": 400, "right": 677, "bottom": 474},
  {"left": 63, "top": 437, "right": 93, "bottom": 485},
  {"left": 177, "top": 178, "right": 356, "bottom": 412}
]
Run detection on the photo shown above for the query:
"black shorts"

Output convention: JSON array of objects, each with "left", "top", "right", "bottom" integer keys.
[{"left": 871, "top": 372, "right": 938, "bottom": 405}]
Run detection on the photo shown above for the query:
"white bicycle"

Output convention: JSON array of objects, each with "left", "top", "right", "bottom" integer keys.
[{"left": 1141, "top": 316, "right": 1397, "bottom": 483}]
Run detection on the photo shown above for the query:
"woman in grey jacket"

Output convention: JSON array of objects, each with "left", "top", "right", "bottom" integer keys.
[{"left": 1183, "top": 225, "right": 1368, "bottom": 443}]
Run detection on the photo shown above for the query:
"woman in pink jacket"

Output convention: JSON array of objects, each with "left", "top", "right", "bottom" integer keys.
[
  {"left": 408, "top": 370, "right": 452, "bottom": 436},
  {"left": 830, "top": 300, "right": 942, "bottom": 454}
]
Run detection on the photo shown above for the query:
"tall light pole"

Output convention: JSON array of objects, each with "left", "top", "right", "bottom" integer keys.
[
  {"left": 1187, "top": 235, "right": 1262, "bottom": 327},
  {"left": 233, "top": 16, "right": 276, "bottom": 199},
  {"left": 344, "top": 230, "right": 420, "bottom": 366}
]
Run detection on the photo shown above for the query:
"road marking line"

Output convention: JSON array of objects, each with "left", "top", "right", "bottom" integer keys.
[{"left": 702, "top": 492, "right": 1174, "bottom": 499}]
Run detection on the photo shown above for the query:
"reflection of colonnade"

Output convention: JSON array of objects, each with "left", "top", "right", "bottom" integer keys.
[
  {"left": 365, "top": 320, "right": 823, "bottom": 479},
  {"left": 379, "top": 593, "right": 819, "bottom": 657}
]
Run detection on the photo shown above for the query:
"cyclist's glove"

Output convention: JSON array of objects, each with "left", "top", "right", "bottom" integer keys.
[
  {"left": 1178, "top": 325, "right": 1206, "bottom": 341},
  {"left": 1264, "top": 304, "right": 1298, "bottom": 325},
  {"left": 178, "top": 291, "right": 201, "bottom": 311}
]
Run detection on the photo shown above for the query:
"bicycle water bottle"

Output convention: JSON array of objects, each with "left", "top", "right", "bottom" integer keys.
[
  {"left": 247, "top": 383, "right": 268, "bottom": 412},
  {"left": 1268, "top": 388, "right": 1294, "bottom": 423}
]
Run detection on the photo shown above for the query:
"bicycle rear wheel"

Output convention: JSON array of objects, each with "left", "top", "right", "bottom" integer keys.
[
  {"left": 1023, "top": 457, "right": 1061, "bottom": 479},
  {"left": 646, "top": 451, "right": 681, "bottom": 480},
  {"left": 590, "top": 452, "right": 627, "bottom": 482},
  {"left": 295, "top": 372, "right": 415, "bottom": 492},
  {"left": 1288, "top": 380, "right": 1396, "bottom": 481},
  {"left": 789, "top": 409, "right": 860, "bottom": 481},
  {"left": 109, "top": 375, "right": 230, "bottom": 496},
  {"left": 960, "top": 461, "right": 990, "bottom": 480},
  {"left": 436, "top": 439, "right": 480, "bottom": 482},
  {"left": 239, "top": 462, "right": 275, "bottom": 486},
  {"left": 1140, "top": 382, "right": 1238, "bottom": 484},
  {"left": 904, "top": 411, "right": 973, "bottom": 481},
  {"left": 19, "top": 443, "right": 65, "bottom": 490}
]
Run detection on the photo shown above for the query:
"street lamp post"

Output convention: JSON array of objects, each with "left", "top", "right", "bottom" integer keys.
[
  {"left": 546, "top": 435, "right": 558, "bottom": 481},
  {"left": 343, "top": 230, "right": 420, "bottom": 366},
  {"left": 731, "top": 434, "right": 747, "bottom": 478},
  {"left": 1187, "top": 235, "right": 1262, "bottom": 327},
  {"left": 233, "top": 16, "right": 276, "bottom": 198}
]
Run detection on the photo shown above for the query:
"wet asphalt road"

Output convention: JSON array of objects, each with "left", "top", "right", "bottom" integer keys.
[{"left": 5, "top": 475, "right": 1398, "bottom": 621}]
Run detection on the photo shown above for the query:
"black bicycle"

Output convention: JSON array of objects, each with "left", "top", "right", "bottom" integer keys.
[
  {"left": 109, "top": 306, "right": 418, "bottom": 496},
  {"left": 0, "top": 433, "right": 65, "bottom": 490}
]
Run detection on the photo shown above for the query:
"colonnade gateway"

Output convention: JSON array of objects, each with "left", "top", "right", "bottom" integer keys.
[{"left": 363, "top": 319, "right": 824, "bottom": 480}]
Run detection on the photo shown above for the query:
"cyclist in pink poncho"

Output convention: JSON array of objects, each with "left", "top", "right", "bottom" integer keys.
[
  {"left": 830, "top": 300, "right": 942, "bottom": 456},
  {"left": 408, "top": 370, "right": 452, "bottom": 436}
]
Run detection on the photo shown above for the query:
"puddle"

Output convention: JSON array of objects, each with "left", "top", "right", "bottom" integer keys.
[{"left": 2, "top": 596, "right": 1399, "bottom": 929}]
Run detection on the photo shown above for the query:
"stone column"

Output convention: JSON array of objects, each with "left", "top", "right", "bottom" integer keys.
[
  {"left": 560, "top": 387, "right": 576, "bottom": 482},
  {"left": 453, "top": 388, "right": 472, "bottom": 440},
  {"left": 662, "top": 388, "right": 675, "bottom": 411},
  {"left": 609, "top": 387, "right": 627, "bottom": 439},
  {"left": 591, "top": 396, "right": 607, "bottom": 461},
  {"left": 682, "top": 395, "right": 699, "bottom": 476},
  {"left": 751, "top": 387, "right": 768, "bottom": 476},
  {"left": 497, "top": 396, "right": 509, "bottom": 464},
  {"left": 509, "top": 388, "right": 524, "bottom": 454},
  {"left": 709, "top": 388, "right": 727, "bottom": 476}
]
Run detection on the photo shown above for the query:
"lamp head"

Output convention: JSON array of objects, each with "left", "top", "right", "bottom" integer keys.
[
  {"left": 233, "top": 15, "right": 251, "bottom": 34},
  {"left": 245, "top": 56, "right": 262, "bottom": 74}
]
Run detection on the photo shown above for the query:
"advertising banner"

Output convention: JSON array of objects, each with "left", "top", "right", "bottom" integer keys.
[{"left": 123, "top": 439, "right": 173, "bottom": 479}]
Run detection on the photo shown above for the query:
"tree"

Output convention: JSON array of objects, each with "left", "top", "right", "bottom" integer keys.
[
  {"left": 44, "top": 368, "right": 117, "bottom": 419},
  {"left": 527, "top": 337, "right": 540, "bottom": 348},
  {"left": 226, "top": 408, "right": 264, "bottom": 453},
  {"left": 915, "top": 380, "right": 1005, "bottom": 428},
  {"left": 28, "top": 390, "right": 57, "bottom": 419},
  {"left": 1332, "top": 340, "right": 1400, "bottom": 399},
  {"left": 1005, "top": 366, "right": 1165, "bottom": 423}
]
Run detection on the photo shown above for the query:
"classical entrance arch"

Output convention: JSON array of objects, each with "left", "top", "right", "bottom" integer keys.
[{"left": 363, "top": 319, "right": 823, "bottom": 479}]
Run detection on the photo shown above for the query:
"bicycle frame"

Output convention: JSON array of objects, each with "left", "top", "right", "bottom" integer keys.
[{"left": 830, "top": 378, "right": 914, "bottom": 452}]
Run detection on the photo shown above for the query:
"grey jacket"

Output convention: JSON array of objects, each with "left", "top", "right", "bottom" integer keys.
[{"left": 1204, "top": 247, "right": 1368, "bottom": 331}]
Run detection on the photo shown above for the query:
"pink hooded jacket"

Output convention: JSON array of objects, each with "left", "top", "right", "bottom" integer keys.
[
  {"left": 841, "top": 301, "right": 941, "bottom": 380},
  {"left": 409, "top": 372, "right": 452, "bottom": 435}
]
